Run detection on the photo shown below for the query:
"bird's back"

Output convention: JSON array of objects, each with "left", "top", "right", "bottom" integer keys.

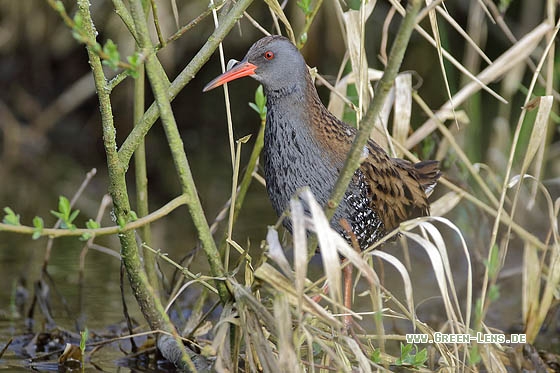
[{"left": 262, "top": 77, "right": 440, "bottom": 249}]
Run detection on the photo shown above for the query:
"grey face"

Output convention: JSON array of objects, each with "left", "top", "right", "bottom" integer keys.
[
  {"left": 242, "top": 36, "right": 308, "bottom": 92},
  {"left": 202, "top": 35, "right": 309, "bottom": 94}
]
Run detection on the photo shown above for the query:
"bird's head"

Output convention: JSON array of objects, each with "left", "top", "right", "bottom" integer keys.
[{"left": 203, "top": 35, "right": 307, "bottom": 93}]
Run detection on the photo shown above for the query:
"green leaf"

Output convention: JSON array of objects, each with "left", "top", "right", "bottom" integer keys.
[
  {"left": 51, "top": 196, "right": 78, "bottom": 230},
  {"left": 401, "top": 343, "right": 412, "bottom": 356},
  {"left": 473, "top": 297, "right": 483, "bottom": 326},
  {"left": 238, "top": 134, "right": 252, "bottom": 144},
  {"left": 413, "top": 347, "right": 428, "bottom": 367},
  {"left": 54, "top": 0, "right": 65, "bottom": 13},
  {"left": 395, "top": 343, "right": 426, "bottom": 367},
  {"left": 129, "top": 210, "right": 138, "bottom": 221},
  {"left": 488, "top": 284, "right": 500, "bottom": 302},
  {"left": 68, "top": 209, "right": 80, "bottom": 224},
  {"left": 60, "top": 221, "right": 76, "bottom": 230},
  {"left": 126, "top": 52, "right": 140, "bottom": 79},
  {"left": 484, "top": 244, "right": 500, "bottom": 278},
  {"left": 32, "top": 216, "right": 44, "bottom": 240},
  {"left": 117, "top": 216, "right": 126, "bottom": 229},
  {"left": 86, "top": 219, "right": 100, "bottom": 230},
  {"left": 80, "top": 328, "right": 89, "bottom": 354},
  {"left": 296, "top": 0, "right": 312, "bottom": 14},
  {"left": 251, "top": 85, "right": 267, "bottom": 120},
  {"left": 73, "top": 13, "right": 83, "bottom": 28},
  {"left": 3, "top": 207, "right": 21, "bottom": 226},
  {"left": 72, "top": 13, "right": 85, "bottom": 43},
  {"left": 248, "top": 102, "right": 260, "bottom": 114},
  {"left": 102, "top": 39, "right": 120, "bottom": 70},
  {"left": 470, "top": 344, "right": 481, "bottom": 365},
  {"left": 80, "top": 232, "right": 92, "bottom": 241},
  {"left": 50, "top": 210, "right": 64, "bottom": 221},
  {"left": 499, "top": 0, "right": 512, "bottom": 13},
  {"left": 370, "top": 349, "right": 381, "bottom": 363},
  {"left": 127, "top": 52, "right": 140, "bottom": 67},
  {"left": 255, "top": 85, "right": 266, "bottom": 110},
  {"left": 347, "top": 0, "right": 361, "bottom": 10},
  {"left": 92, "top": 42, "right": 102, "bottom": 54},
  {"left": 58, "top": 196, "right": 71, "bottom": 217}
]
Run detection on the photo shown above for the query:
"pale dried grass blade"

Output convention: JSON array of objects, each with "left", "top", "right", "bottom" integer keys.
[
  {"left": 290, "top": 197, "right": 308, "bottom": 318},
  {"left": 436, "top": 4, "right": 492, "bottom": 65},
  {"left": 209, "top": 0, "right": 236, "bottom": 170},
  {"left": 514, "top": 176, "right": 560, "bottom": 341},
  {"left": 341, "top": 1, "right": 376, "bottom": 118},
  {"left": 334, "top": 342, "right": 352, "bottom": 371},
  {"left": 538, "top": 237, "right": 560, "bottom": 332},
  {"left": 243, "top": 11, "right": 272, "bottom": 36},
  {"left": 479, "top": 343, "right": 508, "bottom": 373},
  {"left": 324, "top": 52, "right": 351, "bottom": 118},
  {"left": 425, "top": 0, "right": 459, "bottom": 132},
  {"left": 300, "top": 326, "right": 316, "bottom": 373},
  {"left": 370, "top": 250, "right": 415, "bottom": 328},
  {"left": 370, "top": 86, "right": 394, "bottom": 152},
  {"left": 343, "top": 337, "right": 372, "bottom": 373},
  {"left": 254, "top": 263, "right": 344, "bottom": 327},
  {"left": 522, "top": 242, "right": 540, "bottom": 325},
  {"left": 334, "top": 234, "right": 378, "bottom": 286},
  {"left": 427, "top": 216, "right": 473, "bottom": 332},
  {"left": 313, "top": 336, "right": 348, "bottom": 370},
  {"left": 476, "top": 0, "right": 494, "bottom": 23},
  {"left": 418, "top": 221, "right": 465, "bottom": 330},
  {"left": 406, "top": 22, "right": 552, "bottom": 148},
  {"left": 400, "top": 230, "right": 456, "bottom": 325},
  {"left": 242, "top": 307, "right": 277, "bottom": 372},
  {"left": 521, "top": 96, "right": 553, "bottom": 170},
  {"left": 170, "top": 0, "right": 179, "bottom": 28},
  {"left": 233, "top": 278, "right": 276, "bottom": 327},
  {"left": 274, "top": 293, "right": 299, "bottom": 372},
  {"left": 263, "top": 0, "right": 295, "bottom": 43},
  {"left": 520, "top": 96, "right": 553, "bottom": 184},
  {"left": 413, "top": 92, "right": 499, "bottom": 208},
  {"left": 389, "top": 0, "right": 506, "bottom": 105},
  {"left": 165, "top": 279, "right": 204, "bottom": 313},
  {"left": 489, "top": 22, "right": 559, "bottom": 296},
  {"left": 266, "top": 227, "right": 293, "bottom": 278},
  {"left": 327, "top": 69, "right": 383, "bottom": 119},
  {"left": 212, "top": 302, "right": 236, "bottom": 371},
  {"left": 430, "top": 191, "right": 463, "bottom": 217},
  {"left": 392, "top": 73, "right": 412, "bottom": 156},
  {"left": 300, "top": 189, "right": 343, "bottom": 307}
]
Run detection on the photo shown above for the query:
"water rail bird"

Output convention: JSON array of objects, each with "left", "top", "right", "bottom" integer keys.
[{"left": 204, "top": 36, "right": 441, "bottom": 318}]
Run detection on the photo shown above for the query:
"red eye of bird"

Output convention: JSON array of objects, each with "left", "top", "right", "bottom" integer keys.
[{"left": 264, "top": 51, "right": 274, "bottom": 60}]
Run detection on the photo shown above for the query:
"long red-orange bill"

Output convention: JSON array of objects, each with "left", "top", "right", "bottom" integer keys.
[{"left": 203, "top": 61, "right": 257, "bottom": 92}]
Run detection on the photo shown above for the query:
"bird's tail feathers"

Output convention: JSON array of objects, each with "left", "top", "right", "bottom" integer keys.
[{"left": 413, "top": 160, "right": 441, "bottom": 197}]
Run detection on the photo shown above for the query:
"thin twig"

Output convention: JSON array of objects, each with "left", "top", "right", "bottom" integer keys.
[
  {"left": 162, "top": 0, "right": 227, "bottom": 48},
  {"left": 296, "top": 0, "right": 324, "bottom": 49},
  {"left": 118, "top": 0, "right": 255, "bottom": 165},
  {"left": 42, "top": 168, "right": 97, "bottom": 269},
  {"left": 0, "top": 194, "right": 189, "bottom": 238},
  {"left": 150, "top": 0, "right": 166, "bottom": 47}
]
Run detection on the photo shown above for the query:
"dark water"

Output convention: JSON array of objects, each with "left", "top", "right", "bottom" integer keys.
[
  {"left": 0, "top": 235, "right": 138, "bottom": 370},
  {"left": 0, "top": 154, "right": 279, "bottom": 370}
]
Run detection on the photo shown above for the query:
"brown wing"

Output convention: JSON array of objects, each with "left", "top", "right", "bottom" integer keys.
[{"left": 359, "top": 140, "right": 440, "bottom": 231}]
